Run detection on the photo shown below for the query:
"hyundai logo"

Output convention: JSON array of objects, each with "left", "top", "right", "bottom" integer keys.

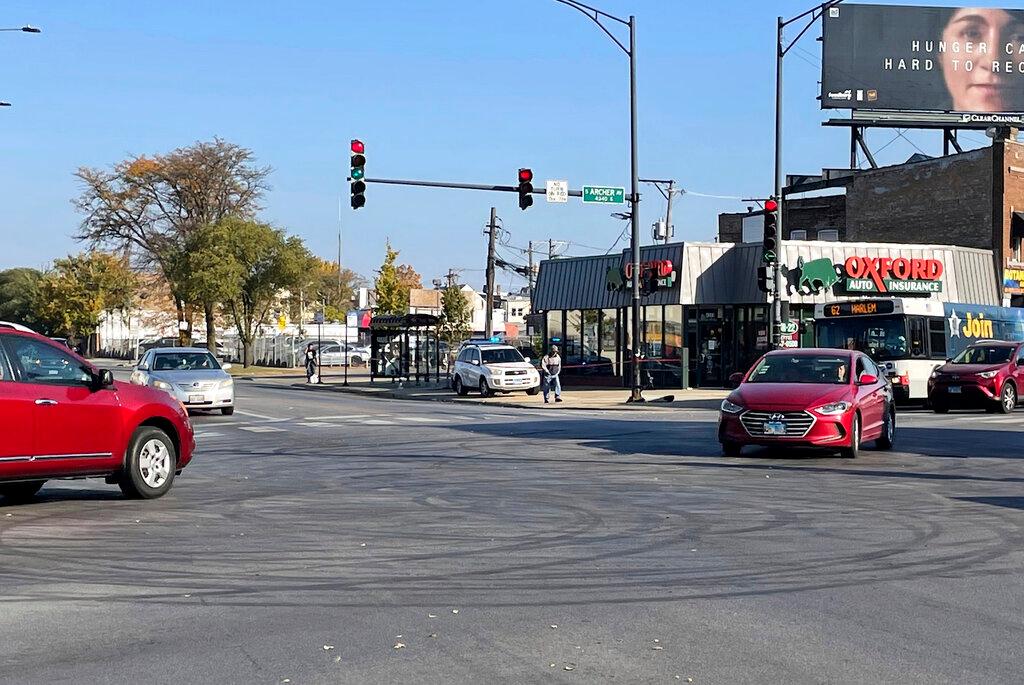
[{"left": 769, "top": 413, "right": 785, "bottom": 422}]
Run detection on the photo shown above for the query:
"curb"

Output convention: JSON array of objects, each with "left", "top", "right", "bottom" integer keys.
[{"left": 263, "top": 381, "right": 721, "bottom": 412}]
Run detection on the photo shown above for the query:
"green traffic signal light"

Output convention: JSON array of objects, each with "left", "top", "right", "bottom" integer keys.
[{"left": 351, "top": 167, "right": 364, "bottom": 180}]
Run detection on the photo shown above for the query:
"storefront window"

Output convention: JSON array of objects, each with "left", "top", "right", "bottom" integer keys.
[
  {"left": 599, "top": 309, "right": 618, "bottom": 375},
  {"left": 546, "top": 310, "right": 563, "bottom": 352},
  {"left": 662, "top": 305, "right": 684, "bottom": 389},
  {"left": 565, "top": 310, "right": 583, "bottom": 367}
]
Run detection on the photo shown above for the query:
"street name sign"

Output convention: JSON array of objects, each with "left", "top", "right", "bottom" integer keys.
[
  {"left": 582, "top": 185, "right": 625, "bottom": 204},
  {"left": 546, "top": 180, "right": 568, "bottom": 203}
]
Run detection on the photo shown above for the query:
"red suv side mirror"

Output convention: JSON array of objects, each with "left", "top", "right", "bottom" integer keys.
[{"left": 858, "top": 373, "right": 878, "bottom": 385}]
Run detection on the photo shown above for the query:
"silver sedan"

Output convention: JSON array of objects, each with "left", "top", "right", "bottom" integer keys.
[{"left": 130, "top": 347, "right": 235, "bottom": 415}]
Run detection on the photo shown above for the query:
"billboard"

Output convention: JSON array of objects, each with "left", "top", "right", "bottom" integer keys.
[{"left": 822, "top": 4, "right": 1024, "bottom": 113}]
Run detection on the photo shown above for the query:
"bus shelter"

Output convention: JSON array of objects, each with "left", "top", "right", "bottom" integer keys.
[{"left": 369, "top": 314, "right": 442, "bottom": 385}]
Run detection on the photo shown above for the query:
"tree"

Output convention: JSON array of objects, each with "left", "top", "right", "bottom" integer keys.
[
  {"left": 213, "top": 218, "right": 314, "bottom": 367},
  {"left": 74, "top": 139, "right": 271, "bottom": 349},
  {"left": 307, "top": 257, "right": 365, "bottom": 323},
  {"left": 34, "top": 252, "right": 138, "bottom": 347},
  {"left": 439, "top": 282, "right": 472, "bottom": 350},
  {"left": 374, "top": 241, "right": 405, "bottom": 316},
  {"left": 396, "top": 263, "right": 422, "bottom": 304},
  {"left": 0, "top": 268, "right": 43, "bottom": 327}
]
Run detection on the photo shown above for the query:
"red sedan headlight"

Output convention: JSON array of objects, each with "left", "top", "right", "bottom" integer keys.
[{"left": 813, "top": 401, "right": 851, "bottom": 416}]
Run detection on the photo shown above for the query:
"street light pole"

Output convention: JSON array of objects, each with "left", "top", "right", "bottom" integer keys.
[
  {"left": 0, "top": 26, "right": 41, "bottom": 33},
  {"left": 554, "top": 0, "right": 643, "bottom": 401},
  {"left": 772, "top": 0, "right": 845, "bottom": 347}
]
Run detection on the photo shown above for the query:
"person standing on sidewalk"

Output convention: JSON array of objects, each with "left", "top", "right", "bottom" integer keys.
[
  {"left": 304, "top": 343, "right": 318, "bottom": 383},
  {"left": 541, "top": 347, "right": 563, "bottom": 404}
]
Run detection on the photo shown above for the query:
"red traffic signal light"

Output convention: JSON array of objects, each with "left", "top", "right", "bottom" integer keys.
[
  {"left": 517, "top": 168, "right": 534, "bottom": 210},
  {"left": 764, "top": 198, "right": 778, "bottom": 212},
  {"left": 351, "top": 139, "right": 365, "bottom": 154}
]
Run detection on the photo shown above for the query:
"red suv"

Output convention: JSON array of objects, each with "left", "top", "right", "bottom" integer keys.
[
  {"left": 928, "top": 341, "right": 1024, "bottom": 414},
  {"left": 0, "top": 324, "right": 195, "bottom": 502}
]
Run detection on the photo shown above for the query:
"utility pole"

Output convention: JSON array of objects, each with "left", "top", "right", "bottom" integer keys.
[
  {"left": 664, "top": 180, "right": 675, "bottom": 246},
  {"left": 549, "top": 238, "right": 556, "bottom": 259},
  {"left": 527, "top": 240, "right": 536, "bottom": 301},
  {"left": 484, "top": 207, "right": 498, "bottom": 338}
]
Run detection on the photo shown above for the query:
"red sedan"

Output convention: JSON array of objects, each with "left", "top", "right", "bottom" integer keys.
[
  {"left": 718, "top": 348, "right": 894, "bottom": 458},
  {"left": 0, "top": 324, "right": 195, "bottom": 502}
]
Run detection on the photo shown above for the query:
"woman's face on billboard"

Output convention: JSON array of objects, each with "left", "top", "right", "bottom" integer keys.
[{"left": 942, "top": 8, "right": 1024, "bottom": 112}]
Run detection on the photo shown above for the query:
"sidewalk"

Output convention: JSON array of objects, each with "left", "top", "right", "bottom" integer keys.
[{"left": 265, "top": 372, "right": 730, "bottom": 411}]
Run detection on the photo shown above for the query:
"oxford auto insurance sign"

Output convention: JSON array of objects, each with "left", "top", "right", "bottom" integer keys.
[{"left": 786, "top": 255, "right": 943, "bottom": 296}]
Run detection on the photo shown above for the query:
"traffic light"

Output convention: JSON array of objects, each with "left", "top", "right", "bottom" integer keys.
[
  {"left": 517, "top": 168, "right": 534, "bottom": 210},
  {"left": 756, "top": 264, "right": 774, "bottom": 293},
  {"left": 350, "top": 139, "right": 366, "bottom": 209},
  {"left": 762, "top": 197, "right": 779, "bottom": 263}
]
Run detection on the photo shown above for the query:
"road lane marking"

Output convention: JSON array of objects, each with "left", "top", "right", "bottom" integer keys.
[
  {"left": 239, "top": 426, "right": 288, "bottom": 433},
  {"left": 296, "top": 422, "right": 337, "bottom": 428},
  {"left": 234, "top": 409, "right": 280, "bottom": 421},
  {"left": 194, "top": 431, "right": 224, "bottom": 439},
  {"left": 307, "top": 414, "right": 372, "bottom": 421},
  {"left": 402, "top": 417, "right": 444, "bottom": 423},
  {"left": 363, "top": 419, "right": 396, "bottom": 426}
]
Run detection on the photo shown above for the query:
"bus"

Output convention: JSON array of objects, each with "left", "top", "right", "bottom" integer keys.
[{"left": 813, "top": 299, "right": 1024, "bottom": 402}]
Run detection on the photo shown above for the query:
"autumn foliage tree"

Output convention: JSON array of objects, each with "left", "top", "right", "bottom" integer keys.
[
  {"left": 374, "top": 241, "right": 422, "bottom": 316},
  {"left": 74, "top": 139, "right": 271, "bottom": 350}
]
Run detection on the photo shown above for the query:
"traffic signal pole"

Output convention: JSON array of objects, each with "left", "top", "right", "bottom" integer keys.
[{"left": 772, "top": 15, "right": 784, "bottom": 349}]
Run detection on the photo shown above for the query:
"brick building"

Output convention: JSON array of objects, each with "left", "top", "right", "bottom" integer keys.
[{"left": 719, "top": 139, "right": 1024, "bottom": 306}]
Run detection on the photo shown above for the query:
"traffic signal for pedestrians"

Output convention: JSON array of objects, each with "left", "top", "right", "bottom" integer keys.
[
  {"left": 756, "top": 264, "right": 774, "bottom": 293},
  {"left": 762, "top": 197, "right": 779, "bottom": 263},
  {"left": 350, "top": 139, "right": 366, "bottom": 209},
  {"left": 517, "top": 168, "right": 534, "bottom": 210}
]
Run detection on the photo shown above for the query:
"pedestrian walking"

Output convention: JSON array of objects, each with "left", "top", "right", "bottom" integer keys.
[
  {"left": 541, "top": 346, "right": 563, "bottom": 404},
  {"left": 304, "top": 343, "right": 318, "bottom": 383}
]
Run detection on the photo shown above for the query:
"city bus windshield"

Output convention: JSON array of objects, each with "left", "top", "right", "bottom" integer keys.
[{"left": 816, "top": 315, "right": 909, "bottom": 361}]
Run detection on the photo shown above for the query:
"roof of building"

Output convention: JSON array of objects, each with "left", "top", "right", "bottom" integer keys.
[{"left": 533, "top": 240, "right": 999, "bottom": 311}]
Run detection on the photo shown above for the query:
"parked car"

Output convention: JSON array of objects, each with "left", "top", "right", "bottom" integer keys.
[
  {"left": 0, "top": 326, "right": 195, "bottom": 501},
  {"left": 452, "top": 342, "right": 541, "bottom": 397},
  {"left": 130, "top": 348, "right": 235, "bottom": 415},
  {"left": 317, "top": 342, "right": 369, "bottom": 367},
  {"left": 928, "top": 340, "right": 1024, "bottom": 414},
  {"left": 718, "top": 348, "right": 894, "bottom": 458}
]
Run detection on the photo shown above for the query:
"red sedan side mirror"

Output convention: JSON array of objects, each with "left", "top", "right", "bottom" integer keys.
[{"left": 858, "top": 373, "right": 878, "bottom": 385}]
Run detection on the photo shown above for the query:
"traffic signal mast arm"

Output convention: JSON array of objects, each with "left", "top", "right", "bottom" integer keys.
[{"left": 357, "top": 176, "right": 632, "bottom": 200}]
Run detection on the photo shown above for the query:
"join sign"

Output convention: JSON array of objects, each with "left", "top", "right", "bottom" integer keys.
[{"left": 582, "top": 185, "right": 625, "bottom": 204}]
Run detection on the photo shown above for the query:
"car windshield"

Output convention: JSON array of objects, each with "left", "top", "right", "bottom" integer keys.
[
  {"left": 152, "top": 352, "right": 221, "bottom": 371},
  {"left": 747, "top": 354, "right": 851, "bottom": 384},
  {"left": 951, "top": 345, "right": 1013, "bottom": 365},
  {"left": 481, "top": 348, "right": 525, "bottom": 364},
  {"left": 816, "top": 315, "right": 909, "bottom": 361}
]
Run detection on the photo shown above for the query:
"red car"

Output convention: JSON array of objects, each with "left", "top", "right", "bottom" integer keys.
[
  {"left": 0, "top": 324, "right": 195, "bottom": 502},
  {"left": 928, "top": 340, "right": 1024, "bottom": 414},
  {"left": 719, "top": 348, "right": 895, "bottom": 458}
]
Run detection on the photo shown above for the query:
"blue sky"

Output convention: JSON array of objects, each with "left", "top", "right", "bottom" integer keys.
[{"left": 0, "top": 0, "right": 991, "bottom": 291}]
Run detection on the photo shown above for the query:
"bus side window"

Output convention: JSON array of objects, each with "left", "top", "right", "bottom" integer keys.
[
  {"left": 908, "top": 317, "right": 926, "bottom": 358},
  {"left": 928, "top": 317, "right": 947, "bottom": 359}
]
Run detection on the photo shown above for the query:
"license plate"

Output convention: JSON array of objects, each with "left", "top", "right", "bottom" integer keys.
[
  {"left": 189, "top": 394, "right": 206, "bottom": 403},
  {"left": 764, "top": 421, "right": 787, "bottom": 435},
  {"left": 948, "top": 386, "right": 961, "bottom": 394}
]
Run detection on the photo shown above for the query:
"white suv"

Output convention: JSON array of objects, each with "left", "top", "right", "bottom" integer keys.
[{"left": 452, "top": 343, "right": 541, "bottom": 397}]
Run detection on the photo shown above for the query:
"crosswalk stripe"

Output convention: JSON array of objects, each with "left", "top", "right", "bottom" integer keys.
[
  {"left": 239, "top": 426, "right": 288, "bottom": 433},
  {"left": 403, "top": 416, "right": 444, "bottom": 423},
  {"left": 194, "top": 431, "right": 223, "bottom": 439},
  {"left": 363, "top": 419, "right": 396, "bottom": 426},
  {"left": 295, "top": 422, "right": 337, "bottom": 428}
]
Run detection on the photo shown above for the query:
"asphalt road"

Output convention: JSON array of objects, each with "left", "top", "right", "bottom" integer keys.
[{"left": 2, "top": 378, "right": 1024, "bottom": 684}]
